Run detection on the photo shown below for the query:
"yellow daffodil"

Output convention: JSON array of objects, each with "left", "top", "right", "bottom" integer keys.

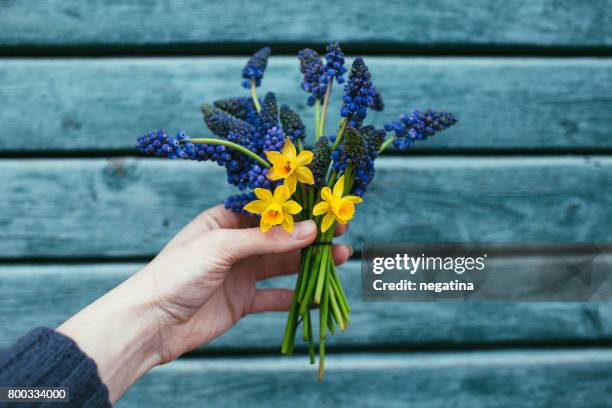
[
  {"left": 265, "top": 138, "right": 314, "bottom": 193},
  {"left": 243, "top": 185, "right": 302, "bottom": 233},
  {"left": 312, "top": 175, "right": 363, "bottom": 232}
]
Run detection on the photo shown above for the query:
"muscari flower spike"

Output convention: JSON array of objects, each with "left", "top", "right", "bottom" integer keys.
[
  {"left": 323, "top": 42, "right": 347, "bottom": 85},
  {"left": 213, "top": 97, "right": 258, "bottom": 123},
  {"left": 258, "top": 92, "right": 279, "bottom": 134},
  {"left": 280, "top": 105, "right": 306, "bottom": 142},
  {"left": 384, "top": 109, "right": 458, "bottom": 150},
  {"left": 330, "top": 125, "right": 387, "bottom": 197},
  {"left": 341, "top": 57, "right": 376, "bottom": 128},
  {"left": 136, "top": 130, "right": 233, "bottom": 165},
  {"left": 298, "top": 48, "right": 327, "bottom": 106},
  {"left": 310, "top": 136, "right": 332, "bottom": 187},
  {"left": 242, "top": 46, "right": 271, "bottom": 88},
  {"left": 371, "top": 87, "right": 384, "bottom": 111},
  {"left": 224, "top": 192, "right": 258, "bottom": 216}
]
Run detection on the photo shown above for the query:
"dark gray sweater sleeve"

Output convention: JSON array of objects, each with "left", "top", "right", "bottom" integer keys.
[{"left": 0, "top": 327, "right": 111, "bottom": 407}]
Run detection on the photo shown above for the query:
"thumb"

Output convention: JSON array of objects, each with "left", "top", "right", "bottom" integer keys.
[{"left": 205, "top": 220, "right": 317, "bottom": 263}]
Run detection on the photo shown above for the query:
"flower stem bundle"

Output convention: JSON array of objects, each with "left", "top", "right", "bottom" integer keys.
[{"left": 136, "top": 44, "right": 458, "bottom": 380}]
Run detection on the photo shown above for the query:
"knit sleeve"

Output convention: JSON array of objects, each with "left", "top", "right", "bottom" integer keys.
[{"left": 0, "top": 327, "right": 110, "bottom": 407}]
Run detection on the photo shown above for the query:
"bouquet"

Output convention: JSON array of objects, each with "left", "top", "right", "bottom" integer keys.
[{"left": 136, "top": 43, "right": 457, "bottom": 379}]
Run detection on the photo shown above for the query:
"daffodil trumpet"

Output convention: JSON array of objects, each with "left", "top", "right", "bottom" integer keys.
[{"left": 136, "top": 43, "right": 458, "bottom": 381}]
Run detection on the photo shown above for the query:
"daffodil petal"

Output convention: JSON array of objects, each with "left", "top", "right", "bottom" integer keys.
[
  {"left": 260, "top": 221, "right": 273, "bottom": 232},
  {"left": 345, "top": 195, "right": 363, "bottom": 204},
  {"left": 265, "top": 150, "right": 282, "bottom": 163},
  {"left": 281, "top": 138, "right": 297, "bottom": 159},
  {"left": 274, "top": 184, "right": 291, "bottom": 203},
  {"left": 296, "top": 150, "right": 314, "bottom": 166},
  {"left": 333, "top": 175, "right": 345, "bottom": 199},
  {"left": 321, "top": 212, "right": 335, "bottom": 233},
  {"left": 267, "top": 167, "right": 285, "bottom": 181},
  {"left": 283, "top": 200, "right": 302, "bottom": 215},
  {"left": 295, "top": 166, "right": 314, "bottom": 185},
  {"left": 284, "top": 174, "right": 297, "bottom": 194},
  {"left": 243, "top": 200, "right": 268, "bottom": 214},
  {"left": 254, "top": 188, "right": 273, "bottom": 201},
  {"left": 312, "top": 201, "right": 329, "bottom": 216},
  {"left": 321, "top": 186, "right": 333, "bottom": 203},
  {"left": 281, "top": 212, "right": 294, "bottom": 233}
]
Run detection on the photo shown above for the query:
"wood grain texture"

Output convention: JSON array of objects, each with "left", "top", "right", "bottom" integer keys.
[
  {"left": 1, "top": 58, "right": 611, "bottom": 151},
  {"left": 2, "top": 261, "right": 611, "bottom": 351},
  {"left": 1, "top": 157, "right": 611, "bottom": 258},
  {"left": 0, "top": 0, "right": 610, "bottom": 48},
  {"left": 118, "top": 350, "right": 612, "bottom": 407}
]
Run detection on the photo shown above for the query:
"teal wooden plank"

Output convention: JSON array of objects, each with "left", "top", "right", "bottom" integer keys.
[
  {"left": 1, "top": 157, "right": 611, "bottom": 258},
  {"left": 0, "top": 58, "right": 611, "bottom": 151},
  {"left": 1, "top": 261, "right": 611, "bottom": 352},
  {"left": 118, "top": 350, "right": 612, "bottom": 407},
  {"left": 0, "top": 0, "right": 610, "bottom": 48}
]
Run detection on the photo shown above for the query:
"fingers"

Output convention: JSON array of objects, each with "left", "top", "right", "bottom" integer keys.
[
  {"left": 332, "top": 243, "right": 353, "bottom": 265},
  {"left": 250, "top": 288, "right": 294, "bottom": 314},
  {"left": 250, "top": 251, "right": 301, "bottom": 281},
  {"left": 206, "top": 220, "right": 317, "bottom": 264},
  {"left": 334, "top": 223, "right": 349, "bottom": 237},
  {"left": 165, "top": 205, "right": 258, "bottom": 250},
  {"left": 236, "top": 243, "right": 353, "bottom": 281}
]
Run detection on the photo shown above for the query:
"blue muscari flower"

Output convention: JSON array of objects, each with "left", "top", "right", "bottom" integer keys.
[
  {"left": 371, "top": 87, "right": 384, "bottom": 111},
  {"left": 311, "top": 136, "right": 332, "bottom": 187},
  {"left": 224, "top": 192, "right": 259, "bottom": 217},
  {"left": 136, "top": 129, "right": 181, "bottom": 159},
  {"left": 352, "top": 126, "right": 386, "bottom": 196},
  {"left": 201, "top": 104, "right": 256, "bottom": 149},
  {"left": 330, "top": 126, "right": 387, "bottom": 197},
  {"left": 384, "top": 109, "right": 458, "bottom": 150},
  {"left": 323, "top": 42, "right": 347, "bottom": 85},
  {"left": 331, "top": 126, "right": 367, "bottom": 172},
  {"left": 260, "top": 126, "right": 286, "bottom": 153},
  {"left": 341, "top": 57, "right": 376, "bottom": 128},
  {"left": 258, "top": 92, "right": 278, "bottom": 134},
  {"left": 242, "top": 47, "right": 271, "bottom": 88},
  {"left": 136, "top": 130, "right": 233, "bottom": 165},
  {"left": 298, "top": 48, "right": 327, "bottom": 106},
  {"left": 214, "top": 97, "right": 259, "bottom": 126},
  {"left": 280, "top": 105, "right": 306, "bottom": 142}
]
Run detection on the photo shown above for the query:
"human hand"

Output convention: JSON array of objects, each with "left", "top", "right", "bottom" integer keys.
[
  {"left": 58, "top": 205, "right": 351, "bottom": 402},
  {"left": 143, "top": 205, "right": 351, "bottom": 363}
]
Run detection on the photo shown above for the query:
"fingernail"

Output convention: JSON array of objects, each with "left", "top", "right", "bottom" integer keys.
[
  {"left": 346, "top": 244, "right": 354, "bottom": 257},
  {"left": 293, "top": 220, "right": 316, "bottom": 240}
]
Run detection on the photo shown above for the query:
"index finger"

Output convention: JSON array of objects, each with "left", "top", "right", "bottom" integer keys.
[{"left": 163, "top": 204, "right": 259, "bottom": 250}]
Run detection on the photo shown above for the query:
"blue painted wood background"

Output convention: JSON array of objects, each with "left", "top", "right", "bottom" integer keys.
[{"left": 1, "top": 1, "right": 612, "bottom": 406}]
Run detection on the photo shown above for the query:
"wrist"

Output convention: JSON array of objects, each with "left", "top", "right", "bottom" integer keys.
[{"left": 58, "top": 270, "right": 162, "bottom": 403}]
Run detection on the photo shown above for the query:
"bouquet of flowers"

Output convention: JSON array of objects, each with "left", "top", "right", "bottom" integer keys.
[{"left": 136, "top": 43, "right": 457, "bottom": 379}]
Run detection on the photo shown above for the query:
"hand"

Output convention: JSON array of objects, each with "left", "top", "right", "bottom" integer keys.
[
  {"left": 144, "top": 205, "right": 351, "bottom": 364},
  {"left": 58, "top": 205, "right": 351, "bottom": 402}
]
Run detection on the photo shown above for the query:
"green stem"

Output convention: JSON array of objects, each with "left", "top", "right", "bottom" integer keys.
[
  {"left": 329, "top": 284, "right": 345, "bottom": 331},
  {"left": 314, "top": 99, "right": 321, "bottom": 141},
  {"left": 318, "top": 79, "right": 333, "bottom": 138},
  {"left": 281, "top": 258, "right": 304, "bottom": 355},
  {"left": 186, "top": 138, "right": 270, "bottom": 168},
  {"left": 318, "top": 271, "right": 330, "bottom": 382},
  {"left": 297, "top": 246, "right": 313, "bottom": 302},
  {"left": 305, "top": 309, "right": 315, "bottom": 364},
  {"left": 331, "top": 263, "right": 350, "bottom": 316},
  {"left": 331, "top": 117, "right": 349, "bottom": 150},
  {"left": 250, "top": 80, "right": 261, "bottom": 113},
  {"left": 379, "top": 136, "right": 396, "bottom": 153}
]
